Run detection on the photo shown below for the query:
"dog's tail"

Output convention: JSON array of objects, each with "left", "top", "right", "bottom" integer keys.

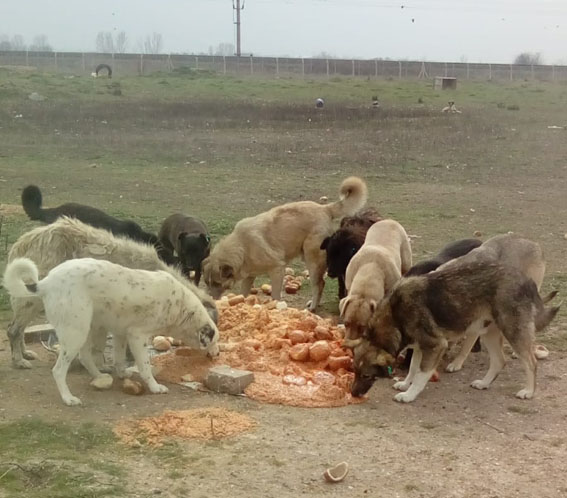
[
  {"left": 534, "top": 299, "right": 561, "bottom": 332},
  {"left": 2, "top": 258, "right": 41, "bottom": 298},
  {"left": 21, "top": 185, "right": 46, "bottom": 221},
  {"left": 326, "top": 177, "right": 368, "bottom": 219},
  {"left": 541, "top": 290, "right": 558, "bottom": 304}
]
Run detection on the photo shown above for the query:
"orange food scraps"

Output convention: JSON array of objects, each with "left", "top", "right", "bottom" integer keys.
[
  {"left": 288, "top": 329, "right": 308, "bottom": 345},
  {"left": 114, "top": 407, "right": 255, "bottom": 446},
  {"left": 289, "top": 343, "right": 310, "bottom": 361},
  {"left": 309, "top": 341, "right": 331, "bottom": 362},
  {"left": 152, "top": 300, "right": 364, "bottom": 407}
]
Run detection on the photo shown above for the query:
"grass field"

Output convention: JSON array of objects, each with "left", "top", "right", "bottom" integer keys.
[{"left": 1, "top": 68, "right": 567, "bottom": 497}]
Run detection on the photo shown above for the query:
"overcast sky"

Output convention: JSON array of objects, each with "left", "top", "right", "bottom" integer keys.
[{"left": 2, "top": 0, "right": 567, "bottom": 64}]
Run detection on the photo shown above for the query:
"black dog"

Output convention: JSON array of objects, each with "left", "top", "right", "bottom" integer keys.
[
  {"left": 158, "top": 213, "right": 211, "bottom": 285},
  {"left": 405, "top": 238, "right": 482, "bottom": 277},
  {"left": 21, "top": 185, "right": 176, "bottom": 265},
  {"left": 320, "top": 207, "right": 382, "bottom": 299},
  {"left": 399, "top": 238, "right": 483, "bottom": 367}
]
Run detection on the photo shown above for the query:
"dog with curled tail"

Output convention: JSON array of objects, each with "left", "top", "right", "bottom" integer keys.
[{"left": 203, "top": 176, "right": 368, "bottom": 310}]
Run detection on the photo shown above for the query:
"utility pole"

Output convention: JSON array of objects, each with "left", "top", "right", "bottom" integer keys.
[{"left": 233, "top": 0, "right": 244, "bottom": 56}]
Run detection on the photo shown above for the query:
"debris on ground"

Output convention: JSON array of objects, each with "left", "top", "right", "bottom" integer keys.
[{"left": 114, "top": 407, "right": 255, "bottom": 446}]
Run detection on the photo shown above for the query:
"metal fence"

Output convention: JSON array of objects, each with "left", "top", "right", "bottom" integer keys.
[{"left": 1, "top": 50, "right": 566, "bottom": 82}]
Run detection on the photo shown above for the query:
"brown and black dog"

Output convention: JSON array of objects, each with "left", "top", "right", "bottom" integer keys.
[
  {"left": 320, "top": 207, "right": 382, "bottom": 299},
  {"left": 347, "top": 261, "right": 559, "bottom": 403},
  {"left": 159, "top": 214, "right": 211, "bottom": 286}
]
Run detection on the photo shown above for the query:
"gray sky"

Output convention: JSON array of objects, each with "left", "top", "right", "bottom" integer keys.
[{"left": 2, "top": 0, "right": 567, "bottom": 63}]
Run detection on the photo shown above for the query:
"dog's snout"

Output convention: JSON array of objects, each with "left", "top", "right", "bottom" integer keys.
[{"left": 207, "top": 343, "right": 220, "bottom": 358}]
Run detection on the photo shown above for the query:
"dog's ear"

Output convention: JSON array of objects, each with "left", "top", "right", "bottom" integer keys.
[
  {"left": 342, "top": 337, "right": 362, "bottom": 349},
  {"left": 200, "top": 233, "right": 211, "bottom": 245},
  {"left": 178, "top": 232, "right": 188, "bottom": 242},
  {"left": 198, "top": 324, "right": 217, "bottom": 348},
  {"left": 220, "top": 264, "right": 234, "bottom": 280},
  {"left": 320, "top": 237, "right": 331, "bottom": 250},
  {"left": 368, "top": 299, "right": 378, "bottom": 314},
  {"left": 339, "top": 296, "right": 351, "bottom": 318},
  {"left": 374, "top": 350, "right": 393, "bottom": 367}
]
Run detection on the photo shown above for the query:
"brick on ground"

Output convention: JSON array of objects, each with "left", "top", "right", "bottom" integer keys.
[{"left": 204, "top": 365, "right": 255, "bottom": 395}]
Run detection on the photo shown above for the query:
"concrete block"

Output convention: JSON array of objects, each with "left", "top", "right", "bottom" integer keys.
[
  {"left": 204, "top": 365, "right": 255, "bottom": 395},
  {"left": 24, "top": 323, "right": 55, "bottom": 342}
]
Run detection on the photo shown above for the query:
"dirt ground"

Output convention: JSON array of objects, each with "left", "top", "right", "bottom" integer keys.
[
  {"left": 1, "top": 324, "right": 566, "bottom": 498},
  {"left": 1, "top": 72, "right": 567, "bottom": 497}
]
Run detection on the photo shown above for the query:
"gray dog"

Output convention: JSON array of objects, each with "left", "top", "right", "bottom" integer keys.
[{"left": 159, "top": 214, "right": 211, "bottom": 285}]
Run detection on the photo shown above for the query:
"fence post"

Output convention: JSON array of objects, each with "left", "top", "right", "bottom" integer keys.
[
  {"left": 488, "top": 63, "right": 492, "bottom": 81},
  {"left": 352, "top": 60, "right": 355, "bottom": 77},
  {"left": 375, "top": 59, "right": 378, "bottom": 78},
  {"left": 250, "top": 56, "right": 253, "bottom": 74},
  {"left": 509, "top": 64, "right": 513, "bottom": 81},
  {"left": 551, "top": 65, "right": 555, "bottom": 81},
  {"left": 223, "top": 56, "right": 226, "bottom": 75},
  {"left": 302, "top": 58, "right": 305, "bottom": 77},
  {"left": 531, "top": 64, "right": 534, "bottom": 81},
  {"left": 140, "top": 54, "right": 144, "bottom": 75},
  {"left": 276, "top": 57, "right": 279, "bottom": 76},
  {"left": 326, "top": 59, "right": 329, "bottom": 79},
  {"left": 25, "top": 50, "right": 29, "bottom": 67},
  {"left": 398, "top": 61, "right": 402, "bottom": 79},
  {"left": 196, "top": 56, "right": 199, "bottom": 70},
  {"left": 444, "top": 62, "right": 447, "bottom": 77},
  {"left": 466, "top": 63, "right": 469, "bottom": 80},
  {"left": 82, "top": 53, "right": 85, "bottom": 72},
  {"left": 54, "top": 51, "right": 58, "bottom": 70}
]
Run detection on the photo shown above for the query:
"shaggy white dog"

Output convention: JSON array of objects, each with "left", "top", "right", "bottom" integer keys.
[
  {"left": 6, "top": 217, "right": 218, "bottom": 369},
  {"left": 3, "top": 257, "right": 220, "bottom": 406}
]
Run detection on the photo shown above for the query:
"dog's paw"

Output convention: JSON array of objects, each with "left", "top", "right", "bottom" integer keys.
[
  {"left": 305, "top": 300, "right": 316, "bottom": 311},
  {"left": 515, "top": 388, "right": 534, "bottom": 400},
  {"left": 23, "top": 350, "right": 39, "bottom": 361},
  {"left": 13, "top": 358, "right": 33, "bottom": 369},
  {"left": 90, "top": 374, "right": 114, "bottom": 390},
  {"left": 534, "top": 345, "right": 549, "bottom": 360},
  {"left": 117, "top": 366, "right": 137, "bottom": 379},
  {"left": 393, "top": 380, "right": 410, "bottom": 391},
  {"left": 445, "top": 361, "right": 463, "bottom": 373},
  {"left": 149, "top": 383, "right": 169, "bottom": 394},
  {"left": 471, "top": 379, "right": 489, "bottom": 390},
  {"left": 394, "top": 392, "right": 416, "bottom": 403},
  {"left": 63, "top": 396, "right": 83, "bottom": 406}
]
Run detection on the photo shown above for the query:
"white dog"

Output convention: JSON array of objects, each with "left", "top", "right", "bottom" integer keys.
[
  {"left": 6, "top": 217, "right": 218, "bottom": 370},
  {"left": 3, "top": 257, "right": 220, "bottom": 406}
]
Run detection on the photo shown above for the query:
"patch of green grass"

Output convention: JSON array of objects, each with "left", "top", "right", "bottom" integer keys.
[
  {"left": 0, "top": 419, "right": 115, "bottom": 460},
  {"left": 0, "top": 419, "right": 126, "bottom": 497}
]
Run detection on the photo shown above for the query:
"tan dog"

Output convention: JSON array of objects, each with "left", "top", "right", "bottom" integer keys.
[
  {"left": 203, "top": 177, "right": 367, "bottom": 310},
  {"left": 339, "top": 219, "right": 412, "bottom": 339}
]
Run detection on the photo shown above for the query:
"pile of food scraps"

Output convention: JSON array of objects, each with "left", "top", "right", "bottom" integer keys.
[
  {"left": 152, "top": 295, "right": 363, "bottom": 408},
  {"left": 114, "top": 407, "right": 255, "bottom": 446}
]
